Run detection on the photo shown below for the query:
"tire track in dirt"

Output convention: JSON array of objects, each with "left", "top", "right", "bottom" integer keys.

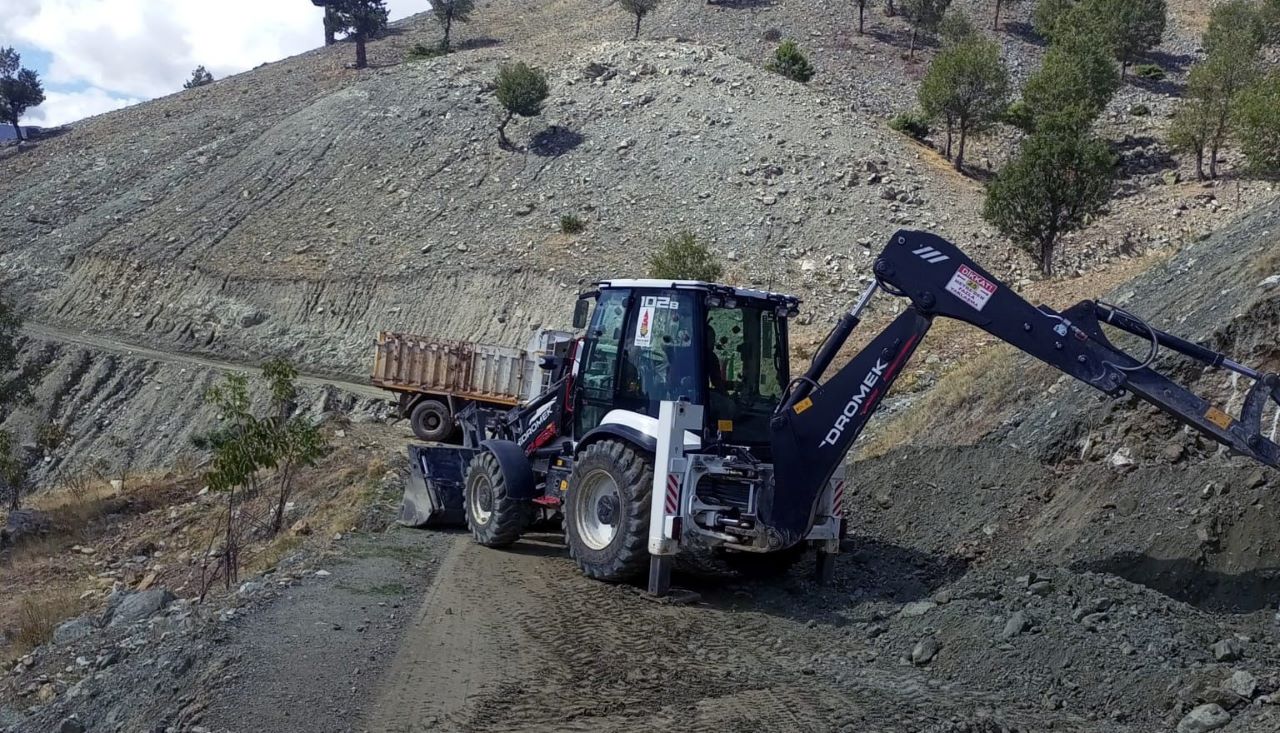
[{"left": 364, "top": 532, "right": 1098, "bottom": 733}]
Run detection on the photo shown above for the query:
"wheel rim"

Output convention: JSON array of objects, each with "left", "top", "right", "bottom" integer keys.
[
  {"left": 470, "top": 475, "right": 494, "bottom": 526},
  {"left": 424, "top": 413, "right": 441, "bottom": 430},
  {"left": 573, "top": 468, "right": 621, "bottom": 551}
]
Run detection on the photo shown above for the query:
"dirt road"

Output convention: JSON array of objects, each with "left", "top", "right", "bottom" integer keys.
[
  {"left": 361, "top": 532, "right": 1095, "bottom": 733},
  {"left": 23, "top": 321, "right": 387, "bottom": 400}
]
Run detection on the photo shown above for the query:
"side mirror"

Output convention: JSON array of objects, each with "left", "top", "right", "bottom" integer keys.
[{"left": 572, "top": 299, "right": 590, "bottom": 330}]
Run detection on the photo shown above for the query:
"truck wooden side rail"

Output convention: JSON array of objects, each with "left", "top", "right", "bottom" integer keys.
[{"left": 371, "top": 330, "right": 572, "bottom": 442}]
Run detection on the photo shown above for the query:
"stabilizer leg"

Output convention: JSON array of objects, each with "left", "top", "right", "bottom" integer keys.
[{"left": 648, "top": 555, "right": 672, "bottom": 596}]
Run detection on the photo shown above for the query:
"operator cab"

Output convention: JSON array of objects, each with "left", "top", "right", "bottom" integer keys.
[{"left": 572, "top": 279, "right": 801, "bottom": 448}]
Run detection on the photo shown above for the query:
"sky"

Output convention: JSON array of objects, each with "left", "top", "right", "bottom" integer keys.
[{"left": 0, "top": 0, "right": 423, "bottom": 127}]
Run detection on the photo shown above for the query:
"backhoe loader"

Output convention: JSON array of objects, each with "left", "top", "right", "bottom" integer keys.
[{"left": 398, "top": 230, "right": 1280, "bottom": 594}]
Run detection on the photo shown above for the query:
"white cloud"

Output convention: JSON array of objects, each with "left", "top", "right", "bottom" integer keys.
[
  {"left": 23, "top": 87, "right": 143, "bottom": 127},
  {"left": 0, "top": 0, "right": 424, "bottom": 125}
]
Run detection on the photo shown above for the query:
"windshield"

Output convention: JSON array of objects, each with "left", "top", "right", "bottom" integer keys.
[{"left": 705, "top": 303, "right": 787, "bottom": 444}]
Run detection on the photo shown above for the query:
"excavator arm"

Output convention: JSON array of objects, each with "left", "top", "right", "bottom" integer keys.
[{"left": 763, "top": 229, "right": 1280, "bottom": 546}]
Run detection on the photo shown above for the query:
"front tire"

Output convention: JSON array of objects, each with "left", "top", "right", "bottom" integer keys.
[
  {"left": 565, "top": 440, "right": 653, "bottom": 582},
  {"left": 410, "top": 399, "right": 454, "bottom": 443},
  {"left": 464, "top": 452, "right": 533, "bottom": 548}
]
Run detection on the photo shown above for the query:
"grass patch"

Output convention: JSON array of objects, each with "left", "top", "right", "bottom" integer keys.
[
  {"left": 559, "top": 214, "right": 585, "bottom": 234},
  {"left": 6, "top": 590, "right": 81, "bottom": 662},
  {"left": 407, "top": 42, "right": 447, "bottom": 61}
]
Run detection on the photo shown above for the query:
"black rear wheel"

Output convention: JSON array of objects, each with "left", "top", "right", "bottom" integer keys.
[
  {"left": 410, "top": 399, "right": 454, "bottom": 443},
  {"left": 464, "top": 451, "right": 534, "bottom": 548},
  {"left": 564, "top": 440, "right": 653, "bottom": 582}
]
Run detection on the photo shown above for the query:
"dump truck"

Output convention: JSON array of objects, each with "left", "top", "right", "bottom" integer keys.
[{"left": 371, "top": 329, "right": 573, "bottom": 442}]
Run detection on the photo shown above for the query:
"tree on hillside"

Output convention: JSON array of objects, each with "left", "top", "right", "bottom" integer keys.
[
  {"left": 619, "top": 0, "right": 661, "bottom": 41},
  {"left": 919, "top": 34, "right": 1010, "bottom": 169},
  {"left": 900, "top": 0, "right": 952, "bottom": 57},
  {"left": 1233, "top": 71, "right": 1280, "bottom": 175},
  {"left": 648, "top": 232, "right": 723, "bottom": 282},
  {"left": 993, "top": 0, "right": 1025, "bottom": 31},
  {"left": 766, "top": 40, "right": 816, "bottom": 83},
  {"left": 1020, "top": 36, "right": 1119, "bottom": 131},
  {"left": 1032, "top": 0, "right": 1077, "bottom": 39},
  {"left": 0, "top": 48, "right": 44, "bottom": 141},
  {"left": 1170, "top": 2, "right": 1266, "bottom": 179},
  {"left": 183, "top": 66, "right": 215, "bottom": 89},
  {"left": 433, "top": 0, "right": 476, "bottom": 52},
  {"left": 494, "top": 61, "right": 549, "bottom": 149},
  {"left": 1086, "top": 0, "right": 1166, "bottom": 79},
  {"left": 327, "top": 0, "right": 389, "bottom": 69},
  {"left": 1169, "top": 100, "right": 1214, "bottom": 180},
  {"left": 983, "top": 129, "right": 1114, "bottom": 276},
  {"left": 938, "top": 8, "right": 978, "bottom": 47}
]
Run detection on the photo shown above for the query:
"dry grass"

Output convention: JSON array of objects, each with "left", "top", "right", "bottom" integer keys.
[
  {"left": 6, "top": 590, "right": 82, "bottom": 662},
  {"left": 857, "top": 343, "right": 1028, "bottom": 459}
]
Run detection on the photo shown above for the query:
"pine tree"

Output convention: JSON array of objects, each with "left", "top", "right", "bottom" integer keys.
[
  {"left": 900, "top": 0, "right": 952, "bottom": 57},
  {"left": 328, "top": 0, "right": 389, "bottom": 69},
  {"left": 494, "top": 62, "right": 550, "bottom": 149},
  {"left": 983, "top": 129, "right": 1114, "bottom": 276},
  {"left": 433, "top": 0, "right": 476, "bottom": 52},
  {"left": 0, "top": 48, "right": 45, "bottom": 141},
  {"left": 619, "top": 0, "right": 661, "bottom": 41},
  {"left": 919, "top": 34, "right": 1010, "bottom": 169},
  {"left": 1086, "top": 0, "right": 1167, "bottom": 78},
  {"left": 1020, "top": 36, "right": 1119, "bottom": 131},
  {"left": 183, "top": 66, "right": 215, "bottom": 90}
]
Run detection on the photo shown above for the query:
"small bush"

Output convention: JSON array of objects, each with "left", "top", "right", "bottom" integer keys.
[
  {"left": 766, "top": 40, "right": 815, "bottom": 83},
  {"left": 1129, "top": 103, "right": 1151, "bottom": 116},
  {"left": 15, "top": 591, "right": 81, "bottom": 653},
  {"left": 648, "top": 231, "right": 724, "bottom": 282},
  {"left": 1002, "top": 100, "right": 1036, "bottom": 133},
  {"left": 407, "top": 42, "right": 447, "bottom": 60},
  {"left": 762, "top": 28, "right": 783, "bottom": 42},
  {"left": 1133, "top": 63, "right": 1165, "bottom": 81},
  {"left": 889, "top": 110, "right": 931, "bottom": 140},
  {"left": 560, "top": 214, "right": 586, "bottom": 234}
]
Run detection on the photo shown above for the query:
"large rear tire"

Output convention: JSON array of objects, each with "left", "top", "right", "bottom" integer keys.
[
  {"left": 464, "top": 452, "right": 534, "bottom": 548},
  {"left": 564, "top": 440, "right": 653, "bottom": 582},
  {"left": 410, "top": 399, "right": 454, "bottom": 443}
]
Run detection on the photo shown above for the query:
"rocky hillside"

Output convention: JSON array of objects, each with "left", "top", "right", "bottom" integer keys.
[{"left": 1, "top": 0, "right": 1276, "bottom": 471}]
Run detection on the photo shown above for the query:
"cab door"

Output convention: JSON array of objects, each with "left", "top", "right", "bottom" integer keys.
[{"left": 574, "top": 288, "right": 630, "bottom": 437}]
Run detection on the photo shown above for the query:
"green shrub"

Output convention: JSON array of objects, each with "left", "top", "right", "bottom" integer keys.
[
  {"left": 766, "top": 40, "right": 815, "bottom": 83},
  {"left": 648, "top": 231, "right": 724, "bottom": 282},
  {"left": 762, "top": 28, "right": 782, "bottom": 42},
  {"left": 560, "top": 214, "right": 586, "bottom": 234},
  {"left": 1133, "top": 63, "right": 1165, "bottom": 81},
  {"left": 407, "top": 42, "right": 447, "bottom": 60},
  {"left": 889, "top": 111, "right": 931, "bottom": 140},
  {"left": 1129, "top": 103, "right": 1151, "bottom": 116},
  {"left": 1002, "top": 100, "right": 1037, "bottom": 132}
]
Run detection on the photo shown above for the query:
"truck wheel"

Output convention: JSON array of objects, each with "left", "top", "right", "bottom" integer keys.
[
  {"left": 464, "top": 452, "right": 533, "bottom": 548},
  {"left": 565, "top": 440, "right": 653, "bottom": 582},
  {"left": 410, "top": 399, "right": 454, "bottom": 443}
]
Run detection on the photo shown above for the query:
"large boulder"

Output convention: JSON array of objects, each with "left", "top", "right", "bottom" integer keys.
[
  {"left": 104, "top": 589, "right": 176, "bottom": 628},
  {"left": 0, "top": 509, "right": 53, "bottom": 549},
  {"left": 52, "top": 616, "right": 95, "bottom": 645}
]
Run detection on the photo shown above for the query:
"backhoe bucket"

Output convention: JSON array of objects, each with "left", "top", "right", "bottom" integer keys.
[{"left": 397, "top": 444, "right": 474, "bottom": 527}]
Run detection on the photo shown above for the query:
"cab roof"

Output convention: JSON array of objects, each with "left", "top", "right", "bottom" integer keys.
[{"left": 597, "top": 279, "right": 802, "bottom": 310}]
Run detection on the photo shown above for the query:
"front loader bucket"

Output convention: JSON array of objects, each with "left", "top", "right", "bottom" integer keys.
[{"left": 397, "top": 444, "right": 476, "bottom": 527}]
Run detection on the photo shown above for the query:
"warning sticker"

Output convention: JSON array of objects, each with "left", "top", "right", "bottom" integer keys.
[
  {"left": 634, "top": 306, "right": 655, "bottom": 347},
  {"left": 945, "top": 265, "right": 998, "bottom": 311}
]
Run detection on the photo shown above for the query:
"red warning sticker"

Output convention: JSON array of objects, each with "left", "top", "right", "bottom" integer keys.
[{"left": 945, "top": 265, "right": 997, "bottom": 311}]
